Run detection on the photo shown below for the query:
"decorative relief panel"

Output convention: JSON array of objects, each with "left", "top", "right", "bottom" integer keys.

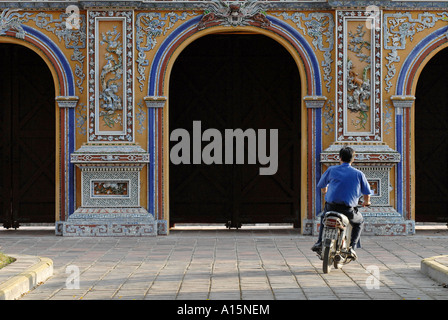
[
  {"left": 336, "top": 10, "right": 382, "bottom": 142},
  {"left": 274, "top": 11, "right": 335, "bottom": 93},
  {"left": 88, "top": 10, "right": 134, "bottom": 142},
  {"left": 135, "top": 11, "right": 197, "bottom": 92},
  {"left": 383, "top": 11, "right": 448, "bottom": 93},
  {"left": 197, "top": 0, "right": 271, "bottom": 30}
]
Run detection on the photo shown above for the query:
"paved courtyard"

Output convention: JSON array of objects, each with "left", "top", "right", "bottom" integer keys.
[{"left": 0, "top": 225, "right": 447, "bottom": 300}]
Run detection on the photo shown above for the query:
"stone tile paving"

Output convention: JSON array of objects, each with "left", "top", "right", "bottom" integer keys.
[{"left": 0, "top": 227, "right": 447, "bottom": 300}]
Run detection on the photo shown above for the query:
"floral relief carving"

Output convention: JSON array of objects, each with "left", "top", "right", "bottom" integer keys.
[
  {"left": 346, "top": 25, "right": 371, "bottom": 130},
  {"left": 135, "top": 11, "right": 197, "bottom": 92},
  {"left": 336, "top": 10, "right": 381, "bottom": 142},
  {"left": 275, "top": 11, "right": 334, "bottom": 93},
  {"left": 322, "top": 99, "right": 335, "bottom": 136},
  {"left": 99, "top": 26, "right": 124, "bottom": 128},
  {"left": 383, "top": 12, "right": 448, "bottom": 92},
  {"left": 88, "top": 10, "right": 134, "bottom": 142}
]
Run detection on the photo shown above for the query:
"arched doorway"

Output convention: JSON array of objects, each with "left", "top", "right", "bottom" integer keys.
[
  {"left": 415, "top": 48, "right": 448, "bottom": 223},
  {"left": 169, "top": 33, "right": 301, "bottom": 228},
  {"left": 0, "top": 44, "right": 55, "bottom": 228}
]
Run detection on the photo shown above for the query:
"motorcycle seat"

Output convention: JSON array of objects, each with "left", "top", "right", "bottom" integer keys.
[{"left": 324, "top": 211, "right": 350, "bottom": 227}]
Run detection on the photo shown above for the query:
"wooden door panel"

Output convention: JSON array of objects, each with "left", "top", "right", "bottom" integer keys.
[
  {"left": 415, "top": 48, "right": 448, "bottom": 222},
  {"left": 0, "top": 45, "right": 13, "bottom": 227},
  {"left": 0, "top": 44, "right": 55, "bottom": 227},
  {"left": 169, "top": 34, "right": 301, "bottom": 227}
]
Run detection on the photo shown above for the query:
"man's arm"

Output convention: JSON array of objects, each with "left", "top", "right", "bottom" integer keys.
[
  {"left": 360, "top": 172, "right": 372, "bottom": 206},
  {"left": 363, "top": 194, "right": 371, "bottom": 206}
]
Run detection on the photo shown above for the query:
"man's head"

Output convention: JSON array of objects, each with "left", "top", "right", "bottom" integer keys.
[{"left": 339, "top": 146, "right": 355, "bottom": 164}]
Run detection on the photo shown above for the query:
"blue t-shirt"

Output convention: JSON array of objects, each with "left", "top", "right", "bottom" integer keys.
[{"left": 317, "top": 163, "right": 372, "bottom": 207}]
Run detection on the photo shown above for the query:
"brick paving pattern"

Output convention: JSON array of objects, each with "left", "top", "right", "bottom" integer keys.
[{"left": 0, "top": 227, "right": 447, "bottom": 300}]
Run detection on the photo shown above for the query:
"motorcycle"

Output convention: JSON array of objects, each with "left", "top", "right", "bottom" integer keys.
[{"left": 316, "top": 211, "right": 355, "bottom": 274}]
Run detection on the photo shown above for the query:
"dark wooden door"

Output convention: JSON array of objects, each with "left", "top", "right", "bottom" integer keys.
[
  {"left": 415, "top": 48, "right": 448, "bottom": 223},
  {"left": 169, "top": 34, "right": 301, "bottom": 228},
  {"left": 0, "top": 44, "right": 55, "bottom": 228}
]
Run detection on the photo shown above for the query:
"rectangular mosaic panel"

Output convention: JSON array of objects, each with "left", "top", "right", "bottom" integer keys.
[
  {"left": 82, "top": 170, "right": 140, "bottom": 207},
  {"left": 91, "top": 180, "right": 130, "bottom": 198},
  {"left": 336, "top": 10, "right": 382, "bottom": 142},
  {"left": 88, "top": 10, "right": 134, "bottom": 142}
]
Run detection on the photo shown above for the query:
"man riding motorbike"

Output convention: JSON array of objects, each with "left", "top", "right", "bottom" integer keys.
[{"left": 311, "top": 146, "right": 372, "bottom": 259}]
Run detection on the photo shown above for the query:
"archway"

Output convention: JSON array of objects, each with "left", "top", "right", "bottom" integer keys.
[
  {"left": 145, "top": 15, "right": 324, "bottom": 234},
  {"left": 0, "top": 44, "right": 55, "bottom": 228},
  {"left": 393, "top": 25, "right": 448, "bottom": 223},
  {"left": 0, "top": 24, "right": 78, "bottom": 227},
  {"left": 415, "top": 48, "right": 448, "bottom": 223},
  {"left": 168, "top": 33, "right": 301, "bottom": 228}
]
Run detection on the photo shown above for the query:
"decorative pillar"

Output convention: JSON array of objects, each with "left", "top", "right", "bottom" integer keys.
[
  {"left": 319, "top": 10, "right": 414, "bottom": 235},
  {"left": 144, "top": 96, "right": 167, "bottom": 235},
  {"left": 391, "top": 95, "right": 415, "bottom": 223},
  {"left": 303, "top": 95, "right": 326, "bottom": 235},
  {"left": 58, "top": 9, "right": 155, "bottom": 236},
  {"left": 55, "top": 96, "right": 78, "bottom": 236}
]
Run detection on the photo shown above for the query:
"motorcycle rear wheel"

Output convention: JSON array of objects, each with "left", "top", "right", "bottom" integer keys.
[{"left": 322, "top": 244, "right": 334, "bottom": 274}]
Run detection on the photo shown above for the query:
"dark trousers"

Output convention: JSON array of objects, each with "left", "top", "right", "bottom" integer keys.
[{"left": 317, "top": 202, "right": 364, "bottom": 248}]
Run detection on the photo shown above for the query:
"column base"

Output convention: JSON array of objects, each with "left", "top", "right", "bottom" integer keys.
[
  {"left": 57, "top": 207, "right": 157, "bottom": 236},
  {"left": 361, "top": 206, "right": 415, "bottom": 235}
]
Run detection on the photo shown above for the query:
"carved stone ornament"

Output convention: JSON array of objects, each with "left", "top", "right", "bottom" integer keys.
[
  {"left": 0, "top": 8, "right": 26, "bottom": 39},
  {"left": 71, "top": 144, "right": 150, "bottom": 167},
  {"left": 390, "top": 95, "right": 415, "bottom": 114},
  {"left": 144, "top": 96, "right": 167, "bottom": 109},
  {"left": 303, "top": 95, "right": 327, "bottom": 109},
  {"left": 65, "top": 143, "right": 155, "bottom": 237},
  {"left": 198, "top": 0, "right": 270, "bottom": 30},
  {"left": 320, "top": 143, "right": 401, "bottom": 165},
  {"left": 88, "top": 10, "right": 134, "bottom": 143},
  {"left": 56, "top": 96, "right": 79, "bottom": 109}
]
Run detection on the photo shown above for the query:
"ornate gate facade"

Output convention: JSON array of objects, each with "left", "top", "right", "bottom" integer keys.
[{"left": 0, "top": 1, "right": 446, "bottom": 236}]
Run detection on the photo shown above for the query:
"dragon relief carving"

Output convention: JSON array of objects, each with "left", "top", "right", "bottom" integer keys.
[
  {"left": 99, "top": 26, "right": 123, "bottom": 128},
  {"left": 198, "top": 0, "right": 270, "bottom": 30},
  {"left": 0, "top": 9, "right": 26, "bottom": 39}
]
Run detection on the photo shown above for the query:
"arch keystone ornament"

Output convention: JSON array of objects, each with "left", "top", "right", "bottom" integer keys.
[{"left": 198, "top": 0, "right": 271, "bottom": 30}]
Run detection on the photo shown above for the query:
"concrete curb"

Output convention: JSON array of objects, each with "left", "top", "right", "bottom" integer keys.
[
  {"left": 421, "top": 255, "right": 448, "bottom": 286},
  {"left": 0, "top": 255, "right": 53, "bottom": 300}
]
